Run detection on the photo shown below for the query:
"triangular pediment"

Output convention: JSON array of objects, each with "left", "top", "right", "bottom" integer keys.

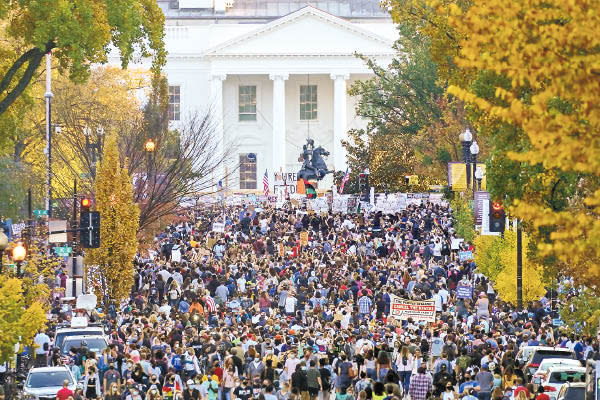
[{"left": 204, "top": 6, "right": 394, "bottom": 57}]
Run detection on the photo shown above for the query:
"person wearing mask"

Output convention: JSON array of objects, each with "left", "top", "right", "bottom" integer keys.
[
  {"left": 103, "top": 361, "right": 121, "bottom": 394},
  {"left": 476, "top": 364, "right": 494, "bottom": 400},
  {"left": 234, "top": 379, "right": 253, "bottom": 400},
  {"left": 442, "top": 382, "right": 457, "bottom": 400},
  {"left": 83, "top": 367, "right": 101, "bottom": 400},
  {"left": 409, "top": 367, "right": 432, "bottom": 400},
  {"left": 306, "top": 360, "right": 322, "bottom": 400},
  {"left": 184, "top": 380, "right": 200, "bottom": 400},
  {"left": 104, "top": 383, "right": 121, "bottom": 400},
  {"left": 291, "top": 363, "right": 309, "bottom": 400}
]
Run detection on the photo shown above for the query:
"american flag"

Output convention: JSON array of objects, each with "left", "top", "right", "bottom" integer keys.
[
  {"left": 204, "top": 295, "right": 217, "bottom": 312},
  {"left": 339, "top": 167, "right": 350, "bottom": 194},
  {"left": 263, "top": 169, "right": 270, "bottom": 196}
]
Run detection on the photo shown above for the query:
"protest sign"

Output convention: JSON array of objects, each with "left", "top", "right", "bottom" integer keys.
[
  {"left": 458, "top": 250, "right": 473, "bottom": 262},
  {"left": 212, "top": 222, "right": 225, "bottom": 233},
  {"left": 300, "top": 231, "right": 309, "bottom": 246},
  {"left": 390, "top": 296, "right": 436, "bottom": 322},
  {"left": 456, "top": 285, "right": 473, "bottom": 299},
  {"left": 332, "top": 196, "right": 348, "bottom": 213},
  {"left": 451, "top": 238, "right": 464, "bottom": 250}
]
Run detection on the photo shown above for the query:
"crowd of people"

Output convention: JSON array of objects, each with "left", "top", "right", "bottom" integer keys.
[{"left": 34, "top": 196, "right": 592, "bottom": 400}]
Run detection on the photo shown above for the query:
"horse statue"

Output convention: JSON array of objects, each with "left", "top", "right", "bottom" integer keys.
[{"left": 297, "top": 139, "right": 333, "bottom": 181}]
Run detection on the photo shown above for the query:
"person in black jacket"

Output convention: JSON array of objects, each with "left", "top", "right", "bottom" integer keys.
[{"left": 291, "top": 363, "right": 308, "bottom": 399}]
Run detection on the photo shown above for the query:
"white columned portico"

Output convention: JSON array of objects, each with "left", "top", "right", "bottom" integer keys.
[
  {"left": 269, "top": 73, "right": 289, "bottom": 181},
  {"left": 331, "top": 73, "right": 349, "bottom": 172},
  {"left": 209, "top": 73, "right": 226, "bottom": 186}
]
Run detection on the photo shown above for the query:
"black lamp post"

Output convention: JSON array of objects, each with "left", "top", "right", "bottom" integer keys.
[
  {"left": 470, "top": 140, "right": 480, "bottom": 190},
  {"left": 0, "top": 230, "right": 8, "bottom": 274},
  {"left": 12, "top": 242, "right": 26, "bottom": 277},
  {"left": 475, "top": 166, "right": 484, "bottom": 191},
  {"left": 460, "top": 128, "right": 473, "bottom": 188}
]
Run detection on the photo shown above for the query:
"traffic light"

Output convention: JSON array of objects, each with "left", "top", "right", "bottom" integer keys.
[
  {"left": 358, "top": 173, "right": 366, "bottom": 191},
  {"left": 80, "top": 211, "right": 100, "bottom": 248},
  {"left": 489, "top": 200, "right": 506, "bottom": 232},
  {"left": 80, "top": 197, "right": 92, "bottom": 210}
]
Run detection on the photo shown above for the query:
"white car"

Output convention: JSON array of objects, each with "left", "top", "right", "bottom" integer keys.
[
  {"left": 60, "top": 334, "right": 108, "bottom": 355},
  {"left": 534, "top": 365, "right": 586, "bottom": 400},
  {"left": 23, "top": 366, "right": 76, "bottom": 400},
  {"left": 532, "top": 358, "right": 582, "bottom": 382}
]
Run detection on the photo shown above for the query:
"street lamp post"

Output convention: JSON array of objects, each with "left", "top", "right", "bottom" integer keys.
[
  {"left": 460, "top": 128, "right": 473, "bottom": 189},
  {"left": 475, "top": 166, "right": 484, "bottom": 191},
  {"left": 470, "top": 140, "right": 480, "bottom": 190},
  {"left": 145, "top": 139, "right": 156, "bottom": 195},
  {"left": 0, "top": 230, "right": 8, "bottom": 274},
  {"left": 12, "top": 242, "right": 26, "bottom": 278}
]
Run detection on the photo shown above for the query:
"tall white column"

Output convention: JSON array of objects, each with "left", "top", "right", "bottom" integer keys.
[
  {"left": 269, "top": 73, "right": 288, "bottom": 182},
  {"left": 210, "top": 73, "right": 226, "bottom": 188},
  {"left": 331, "top": 73, "right": 349, "bottom": 172}
]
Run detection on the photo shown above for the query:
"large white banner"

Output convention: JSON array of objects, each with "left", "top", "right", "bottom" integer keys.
[{"left": 390, "top": 295, "right": 436, "bottom": 322}]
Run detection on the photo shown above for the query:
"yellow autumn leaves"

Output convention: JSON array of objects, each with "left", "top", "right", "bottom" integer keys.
[
  {"left": 444, "top": 0, "right": 600, "bottom": 288},
  {"left": 85, "top": 134, "right": 139, "bottom": 302}
]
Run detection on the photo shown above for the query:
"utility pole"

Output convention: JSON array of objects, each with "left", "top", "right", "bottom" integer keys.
[
  {"left": 517, "top": 219, "right": 523, "bottom": 309},
  {"left": 72, "top": 179, "right": 78, "bottom": 298},
  {"left": 44, "top": 52, "right": 53, "bottom": 217}
]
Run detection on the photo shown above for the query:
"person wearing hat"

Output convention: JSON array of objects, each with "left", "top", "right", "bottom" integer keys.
[{"left": 184, "top": 379, "right": 200, "bottom": 400}]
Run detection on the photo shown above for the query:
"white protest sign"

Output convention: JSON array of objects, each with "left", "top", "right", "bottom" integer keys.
[
  {"left": 390, "top": 295, "right": 436, "bottom": 322},
  {"left": 212, "top": 222, "right": 225, "bottom": 233},
  {"left": 332, "top": 196, "right": 348, "bottom": 213}
]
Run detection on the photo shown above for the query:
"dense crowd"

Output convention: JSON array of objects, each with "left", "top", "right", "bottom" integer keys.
[{"left": 31, "top": 197, "right": 595, "bottom": 400}]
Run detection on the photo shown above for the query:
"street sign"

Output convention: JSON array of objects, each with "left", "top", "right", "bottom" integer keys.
[
  {"left": 48, "top": 220, "right": 68, "bottom": 243},
  {"left": 54, "top": 246, "right": 73, "bottom": 257},
  {"left": 33, "top": 209, "right": 48, "bottom": 217}
]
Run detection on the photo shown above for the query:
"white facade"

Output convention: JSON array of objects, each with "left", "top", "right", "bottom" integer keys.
[{"left": 154, "top": 5, "right": 396, "bottom": 190}]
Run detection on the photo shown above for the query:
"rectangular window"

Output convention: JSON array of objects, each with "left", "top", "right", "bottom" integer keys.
[
  {"left": 168, "top": 85, "right": 180, "bottom": 121},
  {"left": 239, "top": 85, "right": 257, "bottom": 121},
  {"left": 300, "top": 85, "right": 317, "bottom": 120},
  {"left": 239, "top": 153, "right": 257, "bottom": 189}
]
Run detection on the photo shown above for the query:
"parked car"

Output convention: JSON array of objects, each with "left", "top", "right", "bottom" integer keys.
[
  {"left": 556, "top": 382, "right": 585, "bottom": 400},
  {"left": 60, "top": 334, "right": 108, "bottom": 355},
  {"left": 532, "top": 359, "right": 583, "bottom": 382},
  {"left": 533, "top": 366, "right": 585, "bottom": 400},
  {"left": 517, "top": 346, "right": 541, "bottom": 367},
  {"left": 523, "top": 347, "right": 577, "bottom": 379},
  {"left": 23, "top": 366, "right": 76, "bottom": 400}
]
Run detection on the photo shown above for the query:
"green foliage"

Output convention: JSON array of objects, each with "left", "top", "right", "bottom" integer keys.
[
  {"left": 559, "top": 285, "right": 600, "bottom": 336},
  {"left": 450, "top": 194, "right": 475, "bottom": 243},
  {"left": 349, "top": 23, "right": 443, "bottom": 136},
  {"left": 0, "top": 0, "right": 166, "bottom": 116},
  {"left": 0, "top": 277, "right": 47, "bottom": 363}
]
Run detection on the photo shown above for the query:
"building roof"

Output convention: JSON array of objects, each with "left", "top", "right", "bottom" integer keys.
[{"left": 157, "top": 0, "right": 391, "bottom": 20}]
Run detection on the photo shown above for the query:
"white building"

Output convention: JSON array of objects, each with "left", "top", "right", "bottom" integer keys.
[{"left": 156, "top": 0, "right": 396, "bottom": 191}]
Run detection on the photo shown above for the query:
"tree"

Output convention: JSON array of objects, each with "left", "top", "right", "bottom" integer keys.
[
  {"left": 344, "top": 23, "right": 473, "bottom": 189},
  {"left": 446, "top": 0, "right": 600, "bottom": 288},
  {"left": 473, "top": 230, "right": 546, "bottom": 305},
  {"left": 36, "top": 69, "right": 234, "bottom": 231},
  {"left": 85, "top": 133, "right": 139, "bottom": 303},
  {"left": 559, "top": 285, "right": 600, "bottom": 336},
  {"left": 450, "top": 194, "right": 475, "bottom": 243},
  {"left": 383, "top": 0, "right": 470, "bottom": 85},
  {"left": 0, "top": 0, "right": 166, "bottom": 117},
  {"left": 0, "top": 277, "right": 47, "bottom": 363}
]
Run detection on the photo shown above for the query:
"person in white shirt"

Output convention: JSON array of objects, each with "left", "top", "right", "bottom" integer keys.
[
  {"left": 432, "top": 289, "right": 443, "bottom": 312},
  {"left": 33, "top": 331, "right": 51, "bottom": 367},
  {"left": 285, "top": 294, "right": 297, "bottom": 315}
]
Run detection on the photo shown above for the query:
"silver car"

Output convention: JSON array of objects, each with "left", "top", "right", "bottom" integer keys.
[{"left": 23, "top": 366, "right": 76, "bottom": 400}]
